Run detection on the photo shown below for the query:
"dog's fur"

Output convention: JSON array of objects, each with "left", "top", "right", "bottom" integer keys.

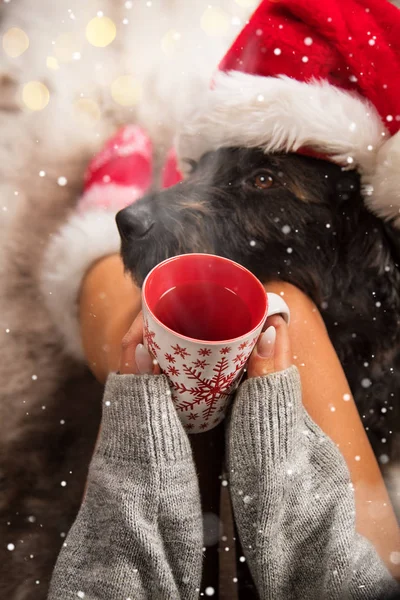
[{"left": 118, "top": 147, "right": 400, "bottom": 482}]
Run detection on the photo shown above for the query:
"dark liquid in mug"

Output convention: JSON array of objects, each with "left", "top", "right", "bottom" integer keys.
[{"left": 154, "top": 281, "right": 252, "bottom": 341}]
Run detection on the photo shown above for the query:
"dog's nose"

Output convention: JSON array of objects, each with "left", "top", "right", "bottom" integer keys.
[{"left": 116, "top": 206, "right": 154, "bottom": 240}]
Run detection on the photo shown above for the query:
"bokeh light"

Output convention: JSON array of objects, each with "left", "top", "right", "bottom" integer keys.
[
  {"left": 200, "top": 7, "right": 230, "bottom": 36},
  {"left": 54, "top": 32, "right": 81, "bottom": 63},
  {"left": 46, "top": 56, "right": 60, "bottom": 71},
  {"left": 111, "top": 75, "right": 142, "bottom": 107},
  {"left": 86, "top": 16, "right": 116, "bottom": 48},
  {"left": 22, "top": 81, "right": 50, "bottom": 111},
  {"left": 74, "top": 98, "right": 101, "bottom": 125},
  {"left": 161, "top": 29, "right": 181, "bottom": 56},
  {"left": 2, "top": 27, "right": 29, "bottom": 58}
]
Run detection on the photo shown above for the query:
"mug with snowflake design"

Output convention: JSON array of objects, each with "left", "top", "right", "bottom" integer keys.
[{"left": 142, "top": 253, "right": 290, "bottom": 433}]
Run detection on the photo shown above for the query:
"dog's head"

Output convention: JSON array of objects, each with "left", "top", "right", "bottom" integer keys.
[{"left": 116, "top": 147, "right": 393, "bottom": 305}]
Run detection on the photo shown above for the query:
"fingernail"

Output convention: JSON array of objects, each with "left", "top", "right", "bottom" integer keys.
[
  {"left": 257, "top": 326, "right": 276, "bottom": 357},
  {"left": 135, "top": 344, "right": 154, "bottom": 374}
]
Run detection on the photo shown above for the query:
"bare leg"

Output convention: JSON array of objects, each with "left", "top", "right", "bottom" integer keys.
[
  {"left": 79, "top": 255, "right": 400, "bottom": 579},
  {"left": 264, "top": 281, "right": 400, "bottom": 579}
]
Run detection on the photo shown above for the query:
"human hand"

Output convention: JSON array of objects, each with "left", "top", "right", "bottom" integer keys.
[
  {"left": 119, "top": 311, "right": 161, "bottom": 375},
  {"left": 247, "top": 314, "right": 292, "bottom": 378}
]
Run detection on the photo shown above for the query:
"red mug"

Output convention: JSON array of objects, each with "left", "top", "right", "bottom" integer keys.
[{"left": 142, "top": 253, "right": 290, "bottom": 433}]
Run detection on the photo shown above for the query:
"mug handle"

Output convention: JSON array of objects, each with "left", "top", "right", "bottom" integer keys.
[{"left": 266, "top": 292, "right": 290, "bottom": 324}]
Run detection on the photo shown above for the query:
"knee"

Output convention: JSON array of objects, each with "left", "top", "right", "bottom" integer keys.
[{"left": 263, "top": 281, "right": 328, "bottom": 339}]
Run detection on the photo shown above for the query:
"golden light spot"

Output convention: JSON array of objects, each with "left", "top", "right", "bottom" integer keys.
[
  {"left": 235, "top": 0, "right": 258, "bottom": 6},
  {"left": 46, "top": 56, "right": 60, "bottom": 71},
  {"left": 2, "top": 27, "right": 29, "bottom": 58},
  {"left": 86, "top": 16, "right": 116, "bottom": 48},
  {"left": 74, "top": 98, "right": 101, "bottom": 125},
  {"left": 22, "top": 81, "right": 50, "bottom": 111},
  {"left": 111, "top": 75, "right": 142, "bottom": 107},
  {"left": 161, "top": 29, "right": 181, "bottom": 56},
  {"left": 200, "top": 7, "right": 230, "bottom": 36},
  {"left": 54, "top": 33, "right": 81, "bottom": 63}
]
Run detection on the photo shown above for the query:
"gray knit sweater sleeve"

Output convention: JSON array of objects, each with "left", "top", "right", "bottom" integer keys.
[
  {"left": 226, "top": 365, "right": 399, "bottom": 600},
  {"left": 48, "top": 373, "right": 203, "bottom": 600}
]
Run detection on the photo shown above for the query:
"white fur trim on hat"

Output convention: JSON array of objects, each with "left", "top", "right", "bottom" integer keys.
[
  {"left": 40, "top": 210, "right": 120, "bottom": 361},
  {"left": 177, "top": 71, "right": 400, "bottom": 226},
  {"left": 364, "top": 131, "right": 400, "bottom": 229},
  {"left": 177, "top": 72, "right": 387, "bottom": 174},
  {"left": 79, "top": 183, "right": 145, "bottom": 213}
]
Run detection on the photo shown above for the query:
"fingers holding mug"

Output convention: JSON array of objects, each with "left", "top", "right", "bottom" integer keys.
[
  {"left": 247, "top": 314, "right": 292, "bottom": 378},
  {"left": 119, "top": 312, "right": 160, "bottom": 375}
]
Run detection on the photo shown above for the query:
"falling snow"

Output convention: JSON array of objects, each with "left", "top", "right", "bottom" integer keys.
[
  {"left": 361, "top": 378, "right": 372, "bottom": 388},
  {"left": 205, "top": 588, "right": 215, "bottom": 597},
  {"left": 7, "top": 543, "right": 15, "bottom": 551},
  {"left": 57, "top": 176, "right": 68, "bottom": 186}
]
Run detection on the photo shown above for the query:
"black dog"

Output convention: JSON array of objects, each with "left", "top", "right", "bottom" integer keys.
[{"left": 117, "top": 147, "right": 400, "bottom": 484}]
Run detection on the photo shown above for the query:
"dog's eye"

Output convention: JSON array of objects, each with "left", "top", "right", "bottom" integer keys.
[{"left": 249, "top": 171, "right": 275, "bottom": 190}]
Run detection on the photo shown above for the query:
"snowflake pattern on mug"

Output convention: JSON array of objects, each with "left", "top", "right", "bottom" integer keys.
[{"left": 142, "top": 313, "right": 254, "bottom": 432}]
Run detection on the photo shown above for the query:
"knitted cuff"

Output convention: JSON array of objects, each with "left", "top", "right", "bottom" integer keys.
[
  {"left": 40, "top": 209, "right": 120, "bottom": 361},
  {"left": 98, "top": 373, "right": 193, "bottom": 463},
  {"left": 227, "top": 365, "right": 303, "bottom": 467}
]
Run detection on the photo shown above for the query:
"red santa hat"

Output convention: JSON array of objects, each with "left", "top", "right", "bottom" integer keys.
[
  {"left": 177, "top": 0, "right": 400, "bottom": 228},
  {"left": 79, "top": 125, "right": 153, "bottom": 212}
]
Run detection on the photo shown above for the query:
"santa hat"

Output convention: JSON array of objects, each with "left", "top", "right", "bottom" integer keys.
[
  {"left": 177, "top": 0, "right": 400, "bottom": 228},
  {"left": 40, "top": 126, "right": 154, "bottom": 360},
  {"left": 40, "top": 126, "right": 183, "bottom": 361},
  {"left": 79, "top": 125, "right": 153, "bottom": 212}
]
